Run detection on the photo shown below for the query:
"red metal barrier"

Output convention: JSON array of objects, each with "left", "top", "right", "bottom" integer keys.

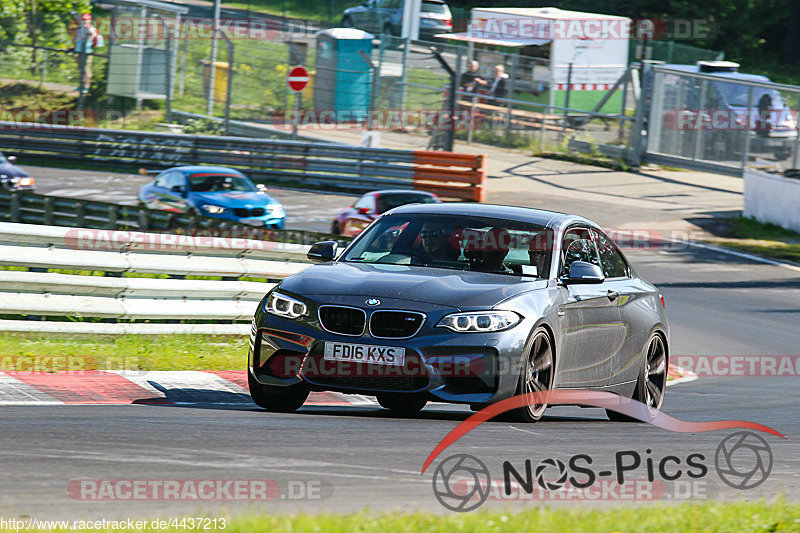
[{"left": 412, "top": 151, "right": 486, "bottom": 202}]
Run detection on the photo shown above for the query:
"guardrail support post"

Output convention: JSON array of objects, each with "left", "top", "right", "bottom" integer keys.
[
  {"left": 108, "top": 205, "right": 118, "bottom": 229},
  {"left": 138, "top": 209, "right": 149, "bottom": 232},
  {"left": 9, "top": 193, "right": 20, "bottom": 222},
  {"left": 75, "top": 202, "right": 86, "bottom": 227},
  {"left": 44, "top": 196, "right": 54, "bottom": 226}
]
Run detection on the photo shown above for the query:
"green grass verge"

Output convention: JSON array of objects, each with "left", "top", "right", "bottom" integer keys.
[
  {"left": 0, "top": 333, "right": 247, "bottom": 371},
  {"left": 10, "top": 501, "right": 800, "bottom": 532},
  {"left": 714, "top": 216, "right": 800, "bottom": 263},
  {"left": 222, "top": 0, "right": 356, "bottom": 23}
]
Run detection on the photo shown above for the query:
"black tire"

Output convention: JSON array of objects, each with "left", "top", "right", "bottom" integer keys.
[
  {"left": 607, "top": 333, "right": 667, "bottom": 422},
  {"left": 510, "top": 327, "right": 554, "bottom": 422},
  {"left": 331, "top": 221, "right": 341, "bottom": 235},
  {"left": 341, "top": 16, "right": 353, "bottom": 27},
  {"left": 376, "top": 393, "right": 427, "bottom": 415},
  {"left": 382, "top": 22, "right": 394, "bottom": 36},
  {"left": 248, "top": 371, "right": 309, "bottom": 413}
]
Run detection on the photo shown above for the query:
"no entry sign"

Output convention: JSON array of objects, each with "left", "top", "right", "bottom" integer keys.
[{"left": 288, "top": 66, "right": 309, "bottom": 92}]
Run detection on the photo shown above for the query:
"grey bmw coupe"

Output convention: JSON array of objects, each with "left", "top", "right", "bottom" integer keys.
[{"left": 248, "top": 204, "right": 668, "bottom": 422}]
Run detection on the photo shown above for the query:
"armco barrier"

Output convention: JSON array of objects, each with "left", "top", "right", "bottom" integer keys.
[
  {"left": 413, "top": 151, "right": 486, "bottom": 202},
  {"left": 0, "top": 122, "right": 486, "bottom": 201},
  {"left": 0, "top": 189, "right": 348, "bottom": 246},
  {"left": 0, "top": 222, "right": 328, "bottom": 331}
]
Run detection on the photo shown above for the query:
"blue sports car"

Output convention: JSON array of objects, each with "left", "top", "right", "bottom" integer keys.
[{"left": 138, "top": 166, "right": 285, "bottom": 228}]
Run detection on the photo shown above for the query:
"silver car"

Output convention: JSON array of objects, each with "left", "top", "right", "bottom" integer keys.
[{"left": 248, "top": 204, "right": 669, "bottom": 422}]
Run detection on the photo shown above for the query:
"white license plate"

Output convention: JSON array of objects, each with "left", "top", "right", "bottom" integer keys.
[{"left": 323, "top": 342, "right": 406, "bottom": 366}]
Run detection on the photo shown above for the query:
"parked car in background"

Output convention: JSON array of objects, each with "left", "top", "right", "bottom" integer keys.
[
  {"left": 0, "top": 152, "right": 35, "bottom": 191},
  {"left": 331, "top": 189, "right": 440, "bottom": 236},
  {"left": 341, "top": 0, "right": 453, "bottom": 41},
  {"left": 138, "top": 166, "right": 285, "bottom": 228}
]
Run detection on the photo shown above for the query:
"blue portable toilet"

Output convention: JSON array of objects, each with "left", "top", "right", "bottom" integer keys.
[{"left": 314, "top": 28, "right": 374, "bottom": 116}]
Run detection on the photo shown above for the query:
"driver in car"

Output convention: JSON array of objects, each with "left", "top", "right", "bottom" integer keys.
[{"left": 415, "top": 222, "right": 460, "bottom": 265}]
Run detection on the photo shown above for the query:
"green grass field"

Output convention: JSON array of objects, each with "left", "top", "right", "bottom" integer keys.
[
  {"left": 714, "top": 216, "right": 800, "bottom": 263},
  {"left": 8, "top": 501, "right": 800, "bottom": 532},
  {"left": 0, "top": 333, "right": 247, "bottom": 372}
]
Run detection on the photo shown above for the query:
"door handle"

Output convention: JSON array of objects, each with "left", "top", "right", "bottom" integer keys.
[{"left": 607, "top": 290, "right": 619, "bottom": 301}]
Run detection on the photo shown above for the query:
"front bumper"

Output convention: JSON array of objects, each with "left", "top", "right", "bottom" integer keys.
[
  {"left": 203, "top": 210, "right": 285, "bottom": 229},
  {"left": 248, "top": 297, "right": 529, "bottom": 405}
]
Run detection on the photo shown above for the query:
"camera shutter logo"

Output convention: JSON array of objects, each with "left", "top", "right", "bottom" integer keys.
[
  {"left": 535, "top": 458, "right": 569, "bottom": 491},
  {"left": 431, "top": 454, "right": 491, "bottom": 512},
  {"left": 715, "top": 431, "right": 773, "bottom": 490}
]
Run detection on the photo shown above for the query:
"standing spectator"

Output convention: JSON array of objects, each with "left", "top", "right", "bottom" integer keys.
[
  {"left": 74, "top": 13, "right": 100, "bottom": 93},
  {"left": 460, "top": 61, "right": 486, "bottom": 93},
  {"left": 489, "top": 64, "right": 509, "bottom": 104}
]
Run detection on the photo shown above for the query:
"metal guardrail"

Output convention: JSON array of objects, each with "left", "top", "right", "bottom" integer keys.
[
  {"left": 0, "top": 189, "right": 348, "bottom": 246},
  {"left": 0, "top": 222, "right": 320, "bottom": 330},
  {"left": 0, "top": 123, "right": 486, "bottom": 199}
]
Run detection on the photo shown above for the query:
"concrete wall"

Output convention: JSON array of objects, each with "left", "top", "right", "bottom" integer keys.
[{"left": 743, "top": 168, "right": 800, "bottom": 233}]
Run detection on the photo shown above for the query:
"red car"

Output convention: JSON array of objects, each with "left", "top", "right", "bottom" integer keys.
[{"left": 331, "top": 190, "right": 441, "bottom": 237}]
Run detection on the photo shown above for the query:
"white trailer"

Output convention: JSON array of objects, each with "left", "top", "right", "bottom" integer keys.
[{"left": 439, "top": 7, "right": 631, "bottom": 111}]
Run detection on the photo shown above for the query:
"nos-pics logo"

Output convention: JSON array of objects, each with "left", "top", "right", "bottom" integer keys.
[{"left": 431, "top": 430, "right": 773, "bottom": 511}]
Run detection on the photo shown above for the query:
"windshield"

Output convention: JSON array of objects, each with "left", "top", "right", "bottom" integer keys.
[
  {"left": 376, "top": 193, "right": 438, "bottom": 214},
  {"left": 712, "top": 82, "right": 784, "bottom": 108},
  {"left": 341, "top": 214, "right": 554, "bottom": 278},
  {"left": 188, "top": 173, "right": 256, "bottom": 193}
]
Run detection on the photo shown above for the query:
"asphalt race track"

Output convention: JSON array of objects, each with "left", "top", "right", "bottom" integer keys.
[
  {"left": 2, "top": 166, "right": 798, "bottom": 519},
  {"left": 22, "top": 166, "right": 357, "bottom": 234}
]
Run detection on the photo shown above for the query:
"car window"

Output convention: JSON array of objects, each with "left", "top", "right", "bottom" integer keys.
[
  {"left": 592, "top": 229, "right": 629, "bottom": 279},
  {"left": 560, "top": 228, "right": 600, "bottom": 277},
  {"left": 353, "top": 195, "right": 376, "bottom": 211},
  {"left": 592, "top": 230, "right": 628, "bottom": 278},
  {"left": 376, "top": 193, "right": 437, "bottom": 213},
  {"left": 153, "top": 171, "right": 170, "bottom": 188},
  {"left": 422, "top": 1, "right": 447, "bottom": 14},
  {"left": 342, "top": 213, "right": 554, "bottom": 278},
  {"left": 188, "top": 173, "right": 256, "bottom": 192},
  {"left": 165, "top": 171, "right": 185, "bottom": 190}
]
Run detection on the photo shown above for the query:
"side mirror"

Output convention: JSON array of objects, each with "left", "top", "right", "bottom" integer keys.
[
  {"left": 7, "top": 155, "right": 17, "bottom": 164},
  {"left": 170, "top": 185, "right": 186, "bottom": 195},
  {"left": 256, "top": 183, "right": 268, "bottom": 193},
  {"left": 357, "top": 207, "right": 371, "bottom": 215},
  {"left": 564, "top": 261, "right": 605, "bottom": 284},
  {"left": 307, "top": 240, "right": 338, "bottom": 263}
]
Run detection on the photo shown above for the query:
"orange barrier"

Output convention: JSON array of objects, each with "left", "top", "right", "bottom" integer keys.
[{"left": 412, "top": 151, "right": 486, "bottom": 202}]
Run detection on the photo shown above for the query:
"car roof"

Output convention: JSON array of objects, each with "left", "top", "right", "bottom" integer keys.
[
  {"left": 169, "top": 166, "right": 244, "bottom": 175},
  {"left": 660, "top": 64, "right": 771, "bottom": 83},
  {"left": 386, "top": 202, "right": 595, "bottom": 229},
  {"left": 367, "top": 189, "right": 438, "bottom": 196}
]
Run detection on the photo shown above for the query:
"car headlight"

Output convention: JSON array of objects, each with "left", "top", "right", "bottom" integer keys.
[
  {"left": 202, "top": 204, "right": 225, "bottom": 214},
  {"left": 437, "top": 310, "right": 521, "bottom": 333},
  {"left": 264, "top": 292, "right": 307, "bottom": 319}
]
